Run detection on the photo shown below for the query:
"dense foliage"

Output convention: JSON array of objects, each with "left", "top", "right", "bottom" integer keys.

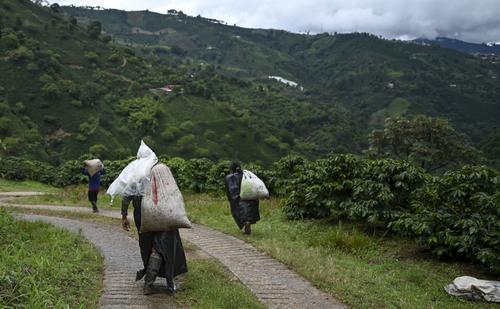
[
  {"left": 1, "top": 154, "right": 498, "bottom": 268},
  {"left": 368, "top": 115, "right": 484, "bottom": 172},
  {"left": 392, "top": 166, "right": 500, "bottom": 267}
]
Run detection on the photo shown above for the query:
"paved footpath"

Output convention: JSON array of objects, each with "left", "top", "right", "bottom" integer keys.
[
  {"left": 1, "top": 192, "right": 346, "bottom": 309},
  {"left": 18, "top": 214, "right": 175, "bottom": 309}
]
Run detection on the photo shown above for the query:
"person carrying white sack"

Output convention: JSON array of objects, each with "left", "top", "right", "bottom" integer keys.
[
  {"left": 81, "top": 159, "right": 105, "bottom": 213},
  {"left": 224, "top": 162, "right": 262, "bottom": 235},
  {"left": 108, "top": 141, "right": 188, "bottom": 295}
]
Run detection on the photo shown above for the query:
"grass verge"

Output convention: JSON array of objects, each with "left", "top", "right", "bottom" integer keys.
[
  {"left": 184, "top": 194, "right": 498, "bottom": 309},
  {"left": 4, "top": 184, "right": 119, "bottom": 208},
  {"left": 0, "top": 179, "right": 61, "bottom": 193},
  {"left": 0, "top": 208, "right": 103, "bottom": 308},
  {"left": 6, "top": 206, "right": 264, "bottom": 308}
]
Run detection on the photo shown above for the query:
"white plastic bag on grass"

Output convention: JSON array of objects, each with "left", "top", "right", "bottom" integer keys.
[
  {"left": 240, "top": 170, "right": 269, "bottom": 200},
  {"left": 140, "top": 163, "right": 191, "bottom": 232},
  {"left": 106, "top": 140, "right": 158, "bottom": 197}
]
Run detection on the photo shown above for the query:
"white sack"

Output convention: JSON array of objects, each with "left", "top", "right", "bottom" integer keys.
[
  {"left": 140, "top": 163, "right": 191, "bottom": 232},
  {"left": 239, "top": 170, "right": 269, "bottom": 200},
  {"left": 83, "top": 159, "right": 103, "bottom": 176},
  {"left": 445, "top": 276, "right": 500, "bottom": 303},
  {"left": 106, "top": 140, "right": 158, "bottom": 197}
]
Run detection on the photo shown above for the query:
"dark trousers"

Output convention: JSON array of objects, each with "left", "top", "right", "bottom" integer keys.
[{"left": 87, "top": 190, "right": 98, "bottom": 209}]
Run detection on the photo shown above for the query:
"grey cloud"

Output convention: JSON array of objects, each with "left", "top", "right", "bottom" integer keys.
[{"left": 55, "top": 0, "right": 500, "bottom": 43}]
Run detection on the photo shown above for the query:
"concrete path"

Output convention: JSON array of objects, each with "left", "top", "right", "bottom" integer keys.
[
  {"left": 1, "top": 193, "right": 346, "bottom": 308},
  {"left": 18, "top": 214, "right": 175, "bottom": 309}
]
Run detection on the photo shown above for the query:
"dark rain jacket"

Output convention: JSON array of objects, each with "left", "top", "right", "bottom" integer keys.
[
  {"left": 224, "top": 171, "right": 260, "bottom": 229},
  {"left": 121, "top": 196, "right": 188, "bottom": 280}
]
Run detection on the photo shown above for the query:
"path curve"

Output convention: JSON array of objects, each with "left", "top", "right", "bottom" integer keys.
[
  {"left": 17, "top": 214, "right": 175, "bottom": 309},
  {"left": 2, "top": 193, "right": 346, "bottom": 308}
]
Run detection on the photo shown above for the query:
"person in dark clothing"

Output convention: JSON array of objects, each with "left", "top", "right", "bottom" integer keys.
[
  {"left": 81, "top": 165, "right": 105, "bottom": 213},
  {"left": 224, "top": 162, "right": 260, "bottom": 234},
  {"left": 121, "top": 195, "right": 188, "bottom": 295}
]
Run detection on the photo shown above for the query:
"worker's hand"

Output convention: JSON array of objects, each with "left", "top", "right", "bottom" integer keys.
[{"left": 122, "top": 218, "right": 130, "bottom": 231}]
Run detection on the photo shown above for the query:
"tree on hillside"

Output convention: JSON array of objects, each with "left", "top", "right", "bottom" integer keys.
[
  {"left": 366, "top": 115, "right": 484, "bottom": 172},
  {"left": 87, "top": 21, "right": 101, "bottom": 39}
]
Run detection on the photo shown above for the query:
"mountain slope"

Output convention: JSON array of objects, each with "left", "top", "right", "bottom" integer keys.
[
  {"left": 61, "top": 6, "right": 500, "bottom": 148},
  {"left": 0, "top": 0, "right": 310, "bottom": 164}
]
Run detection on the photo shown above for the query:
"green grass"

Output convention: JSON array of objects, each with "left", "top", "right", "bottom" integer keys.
[
  {"left": 5, "top": 206, "right": 264, "bottom": 308},
  {"left": 6, "top": 183, "right": 498, "bottom": 308},
  {"left": 6, "top": 184, "right": 120, "bottom": 208},
  {"left": 0, "top": 179, "right": 61, "bottom": 193},
  {"left": 184, "top": 194, "right": 497, "bottom": 309},
  {"left": 0, "top": 208, "right": 103, "bottom": 308},
  {"left": 177, "top": 259, "right": 265, "bottom": 308}
]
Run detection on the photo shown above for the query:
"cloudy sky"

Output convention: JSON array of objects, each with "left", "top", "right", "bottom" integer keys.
[{"left": 54, "top": 0, "right": 500, "bottom": 43}]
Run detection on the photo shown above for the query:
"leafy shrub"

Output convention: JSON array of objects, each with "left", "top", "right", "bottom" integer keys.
[
  {"left": 0, "top": 157, "right": 54, "bottom": 182},
  {"left": 282, "top": 154, "right": 363, "bottom": 219},
  {"left": 207, "top": 160, "right": 232, "bottom": 194},
  {"left": 41, "top": 82, "right": 60, "bottom": 98},
  {"left": 270, "top": 155, "right": 307, "bottom": 195},
  {"left": 392, "top": 166, "right": 500, "bottom": 267},
  {"left": 164, "top": 157, "right": 189, "bottom": 190},
  {"left": 51, "top": 160, "right": 86, "bottom": 187},
  {"left": 0, "top": 117, "right": 12, "bottom": 134},
  {"left": 2, "top": 32, "right": 19, "bottom": 49},
  {"left": 7, "top": 46, "right": 34, "bottom": 62},
  {"left": 84, "top": 51, "right": 99, "bottom": 64},
  {"left": 344, "top": 159, "right": 428, "bottom": 223},
  {"left": 184, "top": 158, "right": 214, "bottom": 193}
]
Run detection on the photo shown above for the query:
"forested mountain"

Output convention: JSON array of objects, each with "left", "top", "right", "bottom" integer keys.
[
  {"left": 61, "top": 6, "right": 500, "bottom": 159},
  {"left": 1, "top": 1, "right": 499, "bottom": 165},
  {"left": 0, "top": 0, "right": 332, "bottom": 164}
]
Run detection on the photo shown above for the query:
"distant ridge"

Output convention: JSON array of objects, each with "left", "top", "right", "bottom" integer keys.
[{"left": 413, "top": 37, "right": 500, "bottom": 56}]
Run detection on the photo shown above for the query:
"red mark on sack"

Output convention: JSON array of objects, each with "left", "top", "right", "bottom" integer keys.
[{"left": 152, "top": 176, "right": 158, "bottom": 206}]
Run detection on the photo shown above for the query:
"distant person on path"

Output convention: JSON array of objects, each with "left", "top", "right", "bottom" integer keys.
[
  {"left": 81, "top": 161, "right": 105, "bottom": 213},
  {"left": 224, "top": 162, "right": 260, "bottom": 234},
  {"left": 121, "top": 183, "right": 188, "bottom": 295}
]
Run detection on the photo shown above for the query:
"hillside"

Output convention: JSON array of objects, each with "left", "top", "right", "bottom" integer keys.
[
  {"left": 62, "top": 7, "right": 500, "bottom": 143},
  {"left": 2, "top": 0, "right": 340, "bottom": 164},
  {"left": 1, "top": 1, "right": 500, "bottom": 166}
]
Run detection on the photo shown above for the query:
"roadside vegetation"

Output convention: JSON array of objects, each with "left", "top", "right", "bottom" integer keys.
[
  {"left": 186, "top": 195, "right": 498, "bottom": 308},
  {"left": 3, "top": 197, "right": 265, "bottom": 308},
  {"left": 0, "top": 208, "right": 103, "bottom": 307},
  {"left": 4, "top": 187, "right": 497, "bottom": 308},
  {"left": 0, "top": 178, "right": 61, "bottom": 193}
]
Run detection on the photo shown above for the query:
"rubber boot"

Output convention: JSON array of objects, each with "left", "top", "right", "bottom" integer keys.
[
  {"left": 91, "top": 201, "right": 99, "bottom": 213},
  {"left": 144, "top": 249, "right": 162, "bottom": 295},
  {"left": 243, "top": 222, "right": 251, "bottom": 235},
  {"left": 166, "top": 277, "right": 177, "bottom": 294}
]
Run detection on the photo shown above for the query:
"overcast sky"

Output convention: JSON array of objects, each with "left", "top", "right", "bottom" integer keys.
[{"left": 53, "top": 0, "right": 500, "bottom": 43}]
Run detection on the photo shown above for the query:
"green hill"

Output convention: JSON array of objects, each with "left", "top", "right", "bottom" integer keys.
[
  {"left": 1, "top": 1, "right": 499, "bottom": 166},
  {"left": 62, "top": 6, "right": 500, "bottom": 148},
  {"left": 1, "top": 0, "right": 327, "bottom": 164}
]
